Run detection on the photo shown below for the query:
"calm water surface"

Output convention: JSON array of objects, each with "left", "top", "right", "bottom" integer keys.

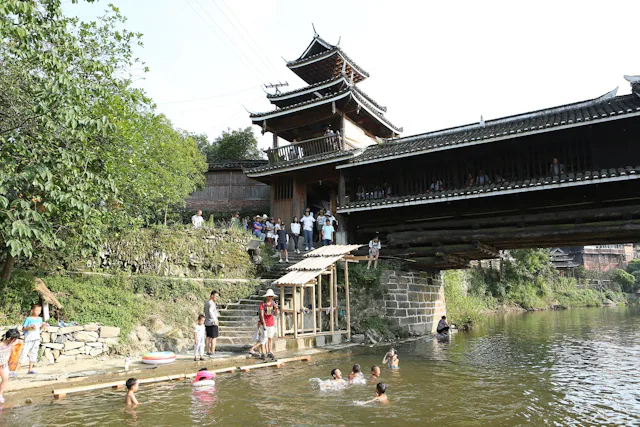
[{"left": 2, "top": 306, "right": 638, "bottom": 426}]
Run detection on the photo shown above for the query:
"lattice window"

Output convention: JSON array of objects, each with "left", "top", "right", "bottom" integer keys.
[{"left": 274, "top": 177, "right": 293, "bottom": 200}]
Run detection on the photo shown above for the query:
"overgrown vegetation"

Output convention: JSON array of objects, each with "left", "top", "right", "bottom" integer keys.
[
  {"left": 0, "top": 271, "right": 258, "bottom": 339},
  {"left": 443, "top": 249, "right": 628, "bottom": 319}
]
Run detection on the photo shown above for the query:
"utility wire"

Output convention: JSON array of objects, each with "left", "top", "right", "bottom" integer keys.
[
  {"left": 210, "top": 0, "right": 283, "bottom": 79},
  {"left": 157, "top": 86, "right": 259, "bottom": 105},
  {"left": 183, "top": 0, "right": 268, "bottom": 83}
]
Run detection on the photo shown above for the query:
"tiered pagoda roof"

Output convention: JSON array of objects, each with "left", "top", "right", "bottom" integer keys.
[{"left": 249, "top": 34, "right": 401, "bottom": 142}]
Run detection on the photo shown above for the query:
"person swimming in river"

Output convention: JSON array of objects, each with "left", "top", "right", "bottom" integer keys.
[
  {"left": 369, "top": 365, "right": 381, "bottom": 382},
  {"left": 363, "top": 383, "right": 389, "bottom": 405},
  {"left": 382, "top": 348, "right": 399, "bottom": 369},
  {"left": 348, "top": 364, "right": 365, "bottom": 384},
  {"left": 330, "top": 368, "right": 346, "bottom": 384},
  {"left": 125, "top": 378, "right": 140, "bottom": 406},
  {"left": 194, "top": 367, "right": 215, "bottom": 384}
]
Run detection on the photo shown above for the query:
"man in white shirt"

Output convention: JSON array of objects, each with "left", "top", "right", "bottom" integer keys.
[
  {"left": 204, "top": 290, "right": 219, "bottom": 356},
  {"left": 300, "top": 211, "right": 315, "bottom": 251},
  {"left": 192, "top": 210, "right": 204, "bottom": 229},
  {"left": 322, "top": 218, "right": 335, "bottom": 246}
]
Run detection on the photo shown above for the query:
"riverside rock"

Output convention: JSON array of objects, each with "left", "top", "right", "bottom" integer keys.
[
  {"left": 58, "top": 326, "right": 84, "bottom": 335},
  {"left": 73, "top": 331, "right": 99, "bottom": 342},
  {"left": 64, "top": 341, "right": 84, "bottom": 351},
  {"left": 99, "top": 326, "right": 120, "bottom": 338},
  {"left": 44, "top": 343, "right": 64, "bottom": 350}
]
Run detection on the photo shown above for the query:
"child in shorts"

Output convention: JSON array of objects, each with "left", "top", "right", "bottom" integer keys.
[
  {"left": 248, "top": 318, "right": 262, "bottom": 357},
  {"left": 18, "top": 303, "right": 47, "bottom": 374}
]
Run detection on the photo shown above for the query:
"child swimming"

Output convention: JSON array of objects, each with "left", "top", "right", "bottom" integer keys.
[
  {"left": 348, "top": 364, "right": 366, "bottom": 384},
  {"left": 369, "top": 365, "right": 381, "bottom": 382},
  {"left": 125, "top": 378, "right": 140, "bottom": 406},
  {"left": 0, "top": 329, "right": 20, "bottom": 403},
  {"left": 330, "top": 368, "right": 346, "bottom": 384},
  {"left": 382, "top": 348, "right": 399, "bottom": 369},
  {"left": 363, "top": 383, "right": 389, "bottom": 405}
]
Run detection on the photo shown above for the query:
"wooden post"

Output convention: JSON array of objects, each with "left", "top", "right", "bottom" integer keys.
[
  {"left": 42, "top": 302, "right": 50, "bottom": 322},
  {"left": 279, "top": 285, "right": 285, "bottom": 338},
  {"left": 344, "top": 260, "right": 350, "bottom": 340},
  {"left": 300, "top": 285, "right": 305, "bottom": 334},
  {"left": 334, "top": 265, "right": 339, "bottom": 331},
  {"left": 329, "top": 268, "right": 334, "bottom": 333},
  {"left": 272, "top": 133, "right": 278, "bottom": 149},
  {"left": 292, "top": 285, "right": 298, "bottom": 338},
  {"left": 312, "top": 281, "right": 317, "bottom": 335},
  {"left": 317, "top": 275, "right": 322, "bottom": 333}
]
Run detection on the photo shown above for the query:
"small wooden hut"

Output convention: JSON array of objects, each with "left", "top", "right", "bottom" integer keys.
[{"left": 273, "top": 245, "right": 361, "bottom": 340}]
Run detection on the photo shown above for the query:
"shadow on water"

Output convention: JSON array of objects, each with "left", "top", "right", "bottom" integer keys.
[{"left": 1, "top": 306, "right": 638, "bottom": 426}]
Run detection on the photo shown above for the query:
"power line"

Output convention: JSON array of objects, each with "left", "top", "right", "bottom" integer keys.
[
  {"left": 210, "top": 0, "right": 283, "bottom": 78},
  {"left": 182, "top": 0, "right": 269, "bottom": 83},
  {"left": 156, "top": 86, "right": 259, "bottom": 104}
]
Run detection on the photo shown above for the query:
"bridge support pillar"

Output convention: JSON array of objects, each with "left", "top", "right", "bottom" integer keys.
[{"left": 382, "top": 270, "right": 446, "bottom": 335}]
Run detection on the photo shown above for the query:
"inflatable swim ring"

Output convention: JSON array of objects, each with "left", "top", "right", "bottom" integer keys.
[
  {"left": 194, "top": 370, "right": 216, "bottom": 382},
  {"left": 142, "top": 351, "right": 176, "bottom": 365},
  {"left": 8, "top": 342, "right": 22, "bottom": 372},
  {"left": 192, "top": 379, "right": 216, "bottom": 388}
]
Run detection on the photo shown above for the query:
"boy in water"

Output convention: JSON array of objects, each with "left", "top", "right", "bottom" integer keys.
[
  {"left": 18, "top": 303, "right": 47, "bottom": 375},
  {"left": 364, "top": 383, "right": 389, "bottom": 405},
  {"left": 369, "top": 365, "right": 381, "bottom": 382},
  {"left": 194, "top": 314, "right": 206, "bottom": 361},
  {"left": 348, "top": 364, "right": 363, "bottom": 383},
  {"left": 330, "top": 368, "right": 346, "bottom": 384},
  {"left": 125, "top": 378, "right": 140, "bottom": 406}
]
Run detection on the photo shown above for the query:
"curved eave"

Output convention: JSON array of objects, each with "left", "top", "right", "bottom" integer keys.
[
  {"left": 250, "top": 89, "right": 400, "bottom": 134},
  {"left": 245, "top": 151, "right": 358, "bottom": 178},
  {"left": 287, "top": 48, "right": 369, "bottom": 81}
]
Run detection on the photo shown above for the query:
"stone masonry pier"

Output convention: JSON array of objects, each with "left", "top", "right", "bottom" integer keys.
[{"left": 382, "top": 270, "right": 446, "bottom": 335}]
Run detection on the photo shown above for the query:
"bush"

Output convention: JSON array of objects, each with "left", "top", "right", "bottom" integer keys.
[
  {"left": 627, "top": 259, "right": 640, "bottom": 274},
  {"left": 442, "top": 270, "right": 488, "bottom": 326},
  {"left": 611, "top": 269, "right": 636, "bottom": 293}
]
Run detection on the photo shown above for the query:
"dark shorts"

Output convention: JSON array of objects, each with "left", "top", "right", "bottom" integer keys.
[
  {"left": 277, "top": 241, "right": 287, "bottom": 250},
  {"left": 206, "top": 325, "right": 219, "bottom": 339},
  {"left": 437, "top": 326, "right": 450, "bottom": 334}
]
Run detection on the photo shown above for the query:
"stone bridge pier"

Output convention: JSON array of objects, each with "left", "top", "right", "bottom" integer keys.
[{"left": 382, "top": 270, "right": 446, "bottom": 335}]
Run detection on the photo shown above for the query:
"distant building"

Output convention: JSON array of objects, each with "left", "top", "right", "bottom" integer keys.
[
  {"left": 551, "top": 244, "right": 634, "bottom": 272},
  {"left": 186, "top": 161, "right": 270, "bottom": 214}
]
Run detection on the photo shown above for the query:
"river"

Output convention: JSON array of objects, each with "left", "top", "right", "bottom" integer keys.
[{"left": 2, "top": 306, "right": 638, "bottom": 426}]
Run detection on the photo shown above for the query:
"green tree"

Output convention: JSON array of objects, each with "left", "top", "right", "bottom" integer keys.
[
  {"left": 205, "top": 127, "right": 263, "bottom": 162},
  {"left": 610, "top": 269, "right": 636, "bottom": 293}
]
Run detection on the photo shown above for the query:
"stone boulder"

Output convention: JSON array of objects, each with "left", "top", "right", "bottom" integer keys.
[
  {"left": 64, "top": 341, "right": 84, "bottom": 351},
  {"left": 99, "top": 326, "right": 120, "bottom": 338},
  {"left": 365, "top": 329, "right": 384, "bottom": 344},
  {"left": 74, "top": 331, "right": 99, "bottom": 342},
  {"left": 58, "top": 326, "right": 84, "bottom": 335},
  {"left": 351, "top": 334, "right": 366, "bottom": 344}
]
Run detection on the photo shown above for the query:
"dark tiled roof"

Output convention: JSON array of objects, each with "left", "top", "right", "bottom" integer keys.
[
  {"left": 338, "top": 166, "right": 640, "bottom": 213},
  {"left": 266, "top": 76, "right": 343, "bottom": 99},
  {"left": 346, "top": 93, "right": 640, "bottom": 167},
  {"left": 244, "top": 150, "right": 357, "bottom": 176},
  {"left": 208, "top": 160, "right": 267, "bottom": 171},
  {"left": 287, "top": 46, "right": 370, "bottom": 79},
  {"left": 251, "top": 87, "right": 400, "bottom": 132}
]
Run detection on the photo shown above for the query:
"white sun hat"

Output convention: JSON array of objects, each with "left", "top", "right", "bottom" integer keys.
[{"left": 264, "top": 289, "right": 276, "bottom": 298}]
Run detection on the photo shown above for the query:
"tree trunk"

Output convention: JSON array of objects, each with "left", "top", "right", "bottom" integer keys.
[{"left": 2, "top": 253, "right": 15, "bottom": 287}]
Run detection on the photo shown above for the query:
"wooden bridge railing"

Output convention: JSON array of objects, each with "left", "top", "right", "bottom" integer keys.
[{"left": 265, "top": 135, "right": 344, "bottom": 164}]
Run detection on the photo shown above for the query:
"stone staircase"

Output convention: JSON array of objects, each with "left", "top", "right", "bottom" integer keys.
[{"left": 216, "top": 250, "right": 305, "bottom": 350}]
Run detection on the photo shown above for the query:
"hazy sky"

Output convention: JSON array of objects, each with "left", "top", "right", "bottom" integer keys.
[{"left": 64, "top": 0, "right": 640, "bottom": 150}]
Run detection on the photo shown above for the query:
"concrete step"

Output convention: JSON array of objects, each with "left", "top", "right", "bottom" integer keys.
[
  {"left": 219, "top": 308, "right": 258, "bottom": 317},
  {"left": 216, "top": 337, "right": 253, "bottom": 346},
  {"left": 219, "top": 320, "right": 257, "bottom": 327},
  {"left": 218, "top": 326, "right": 255, "bottom": 333}
]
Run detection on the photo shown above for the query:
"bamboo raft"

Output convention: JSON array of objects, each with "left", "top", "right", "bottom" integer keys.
[{"left": 52, "top": 356, "right": 311, "bottom": 399}]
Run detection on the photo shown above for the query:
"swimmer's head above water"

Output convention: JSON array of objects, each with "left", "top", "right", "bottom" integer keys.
[
  {"left": 376, "top": 382, "right": 387, "bottom": 396},
  {"left": 352, "top": 364, "right": 361, "bottom": 374},
  {"left": 371, "top": 366, "right": 380, "bottom": 377},
  {"left": 331, "top": 368, "right": 342, "bottom": 380}
]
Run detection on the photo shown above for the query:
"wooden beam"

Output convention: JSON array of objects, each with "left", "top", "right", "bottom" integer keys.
[
  {"left": 312, "top": 280, "right": 317, "bottom": 335},
  {"left": 317, "top": 275, "right": 322, "bottom": 333},
  {"left": 279, "top": 285, "right": 285, "bottom": 338},
  {"left": 329, "top": 267, "right": 334, "bottom": 333},
  {"left": 344, "top": 260, "right": 350, "bottom": 340}
]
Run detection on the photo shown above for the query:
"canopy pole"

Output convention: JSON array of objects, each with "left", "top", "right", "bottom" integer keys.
[
  {"left": 317, "top": 275, "right": 322, "bottom": 333},
  {"left": 293, "top": 285, "right": 298, "bottom": 339},
  {"left": 300, "top": 285, "right": 305, "bottom": 334},
  {"left": 329, "top": 267, "right": 334, "bottom": 333},
  {"left": 312, "top": 281, "right": 317, "bottom": 334},
  {"left": 279, "top": 285, "right": 285, "bottom": 338},
  {"left": 344, "top": 260, "right": 350, "bottom": 340}
]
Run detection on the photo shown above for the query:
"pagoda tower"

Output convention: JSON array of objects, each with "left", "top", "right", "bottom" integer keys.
[{"left": 245, "top": 33, "right": 401, "bottom": 242}]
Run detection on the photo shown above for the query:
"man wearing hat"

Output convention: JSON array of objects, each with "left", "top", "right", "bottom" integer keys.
[{"left": 259, "top": 289, "right": 279, "bottom": 360}]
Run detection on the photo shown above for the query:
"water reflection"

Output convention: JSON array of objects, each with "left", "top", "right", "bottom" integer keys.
[{"left": 1, "top": 307, "right": 638, "bottom": 426}]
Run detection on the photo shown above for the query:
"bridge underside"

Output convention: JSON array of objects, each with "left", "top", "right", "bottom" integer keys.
[{"left": 350, "top": 178, "right": 640, "bottom": 270}]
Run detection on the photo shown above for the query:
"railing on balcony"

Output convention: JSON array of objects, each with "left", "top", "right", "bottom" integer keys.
[{"left": 265, "top": 135, "right": 344, "bottom": 164}]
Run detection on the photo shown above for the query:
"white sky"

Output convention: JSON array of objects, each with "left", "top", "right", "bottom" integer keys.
[{"left": 64, "top": 0, "right": 639, "bottom": 151}]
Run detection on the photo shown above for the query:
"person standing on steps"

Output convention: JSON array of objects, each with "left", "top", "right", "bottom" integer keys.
[
  {"left": 290, "top": 216, "right": 301, "bottom": 254},
  {"left": 300, "top": 210, "right": 315, "bottom": 251},
  {"left": 204, "top": 291, "right": 220, "bottom": 357},
  {"left": 276, "top": 222, "right": 289, "bottom": 263},
  {"left": 259, "top": 289, "right": 279, "bottom": 360}
]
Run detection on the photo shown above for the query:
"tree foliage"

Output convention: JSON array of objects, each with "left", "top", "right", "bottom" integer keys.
[
  {"left": 198, "top": 127, "right": 263, "bottom": 163},
  {"left": 0, "top": 1, "right": 206, "bottom": 282},
  {"left": 610, "top": 269, "right": 636, "bottom": 293}
]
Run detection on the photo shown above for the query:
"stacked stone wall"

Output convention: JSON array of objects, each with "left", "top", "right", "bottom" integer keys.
[
  {"left": 0, "top": 323, "right": 121, "bottom": 365},
  {"left": 383, "top": 270, "right": 446, "bottom": 335}
]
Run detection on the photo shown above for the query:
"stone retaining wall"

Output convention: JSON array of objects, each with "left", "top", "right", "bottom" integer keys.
[
  {"left": 0, "top": 324, "right": 121, "bottom": 365},
  {"left": 382, "top": 270, "right": 446, "bottom": 335}
]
